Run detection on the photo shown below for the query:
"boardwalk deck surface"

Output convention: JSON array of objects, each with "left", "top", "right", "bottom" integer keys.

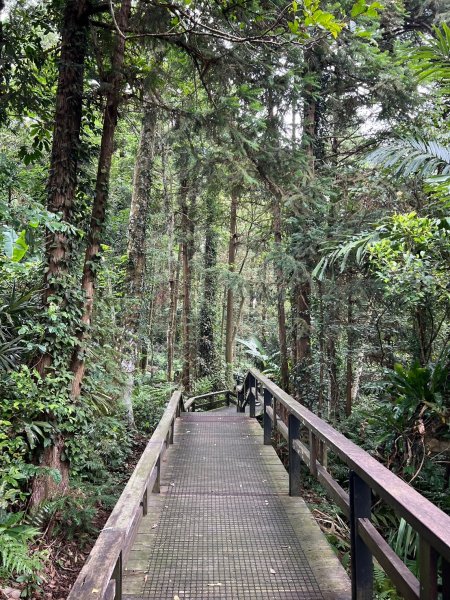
[{"left": 123, "top": 413, "right": 350, "bottom": 600}]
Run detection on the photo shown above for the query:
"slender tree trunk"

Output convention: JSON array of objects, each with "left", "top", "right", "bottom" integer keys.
[
  {"left": 345, "top": 288, "right": 354, "bottom": 417},
  {"left": 225, "top": 190, "right": 238, "bottom": 387},
  {"left": 327, "top": 298, "right": 340, "bottom": 421},
  {"left": 180, "top": 175, "right": 196, "bottom": 391},
  {"left": 198, "top": 196, "right": 218, "bottom": 378},
  {"left": 272, "top": 195, "right": 289, "bottom": 392},
  {"left": 296, "top": 281, "right": 311, "bottom": 363},
  {"left": 30, "top": 0, "right": 91, "bottom": 508},
  {"left": 162, "top": 137, "right": 177, "bottom": 382},
  {"left": 167, "top": 245, "right": 180, "bottom": 382},
  {"left": 121, "top": 101, "right": 157, "bottom": 426},
  {"left": 70, "top": 0, "right": 131, "bottom": 399},
  {"left": 317, "top": 281, "right": 325, "bottom": 417}
]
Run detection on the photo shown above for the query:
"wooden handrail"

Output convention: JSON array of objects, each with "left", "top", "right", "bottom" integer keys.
[
  {"left": 184, "top": 389, "right": 234, "bottom": 411},
  {"left": 67, "top": 390, "right": 184, "bottom": 600},
  {"left": 247, "top": 367, "right": 450, "bottom": 600}
]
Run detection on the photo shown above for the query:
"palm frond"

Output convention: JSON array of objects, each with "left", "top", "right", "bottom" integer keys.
[
  {"left": 366, "top": 137, "right": 450, "bottom": 179},
  {"left": 412, "top": 23, "right": 450, "bottom": 96}
]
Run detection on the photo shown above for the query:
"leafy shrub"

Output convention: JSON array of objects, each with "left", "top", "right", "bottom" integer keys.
[{"left": 133, "top": 381, "right": 174, "bottom": 435}]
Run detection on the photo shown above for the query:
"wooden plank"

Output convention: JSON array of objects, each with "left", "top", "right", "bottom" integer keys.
[
  {"left": 358, "top": 518, "right": 419, "bottom": 600},
  {"left": 249, "top": 367, "right": 450, "bottom": 561}
]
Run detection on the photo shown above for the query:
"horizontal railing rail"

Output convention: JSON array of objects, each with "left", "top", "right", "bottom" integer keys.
[
  {"left": 67, "top": 390, "right": 184, "bottom": 600},
  {"left": 184, "top": 389, "right": 235, "bottom": 412},
  {"left": 242, "top": 368, "right": 450, "bottom": 600}
]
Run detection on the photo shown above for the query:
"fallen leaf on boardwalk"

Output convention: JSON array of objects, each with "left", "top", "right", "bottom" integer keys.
[
  {"left": 269, "top": 568, "right": 276, "bottom": 574},
  {"left": 144, "top": 575, "right": 148, "bottom": 583},
  {"left": 152, "top": 523, "right": 158, "bottom": 529},
  {"left": 174, "top": 596, "right": 180, "bottom": 600}
]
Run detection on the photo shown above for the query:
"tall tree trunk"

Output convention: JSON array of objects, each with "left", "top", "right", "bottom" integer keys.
[
  {"left": 317, "top": 281, "right": 325, "bottom": 417},
  {"left": 167, "top": 246, "right": 181, "bottom": 382},
  {"left": 327, "top": 298, "right": 340, "bottom": 421},
  {"left": 121, "top": 101, "right": 157, "bottom": 426},
  {"left": 272, "top": 195, "right": 289, "bottom": 392},
  {"left": 345, "top": 288, "right": 354, "bottom": 417},
  {"left": 36, "top": 0, "right": 90, "bottom": 376},
  {"left": 295, "top": 281, "right": 311, "bottom": 363},
  {"left": 225, "top": 189, "right": 238, "bottom": 387},
  {"left": 198, "top": 196, "right": 218, "bottom": 378},
  {"left": 70, "top": 0, "right": 131, "bottom": 399},
  {"left": 30, "top": 0, "right": 91, "bottom": 508},
  {"left": 161, "top": 137, "right": 177, "bottom": 382},
  {"left": 180, "top": 173, "right": 196, "bottom": 392}
]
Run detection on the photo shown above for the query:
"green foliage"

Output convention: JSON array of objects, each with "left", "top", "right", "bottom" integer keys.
[
  {"left": 412, "top": 23, "right": 450, "bottom": 97},
  {"left": 236, "top": 336, "right": 281, "bottom": 379},
  {"left": 366, "top": 137, "right": 450, "bottom": 179},
  {"left": 0, "top": 510, "right": 45, "bottom": 579},
  {"left": 133, "top": 381, "right": 175, "bottom": 435}
]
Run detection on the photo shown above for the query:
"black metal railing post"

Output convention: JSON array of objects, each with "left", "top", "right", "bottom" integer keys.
[
  {"left": 263, "top": 388, "right": 272, "bottom": 445},
  {"left": 349, "top": 471, "right": 373, "bottom": 600},
  {"left": 248, "top": 373, "right": 256, "bottom": 417},
  {"left": 288, "top": 413, "right": 301, "bottom": 496}
]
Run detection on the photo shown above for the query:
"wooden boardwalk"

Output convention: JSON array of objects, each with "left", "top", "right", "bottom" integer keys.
[{"left": 122, "top": 413, "right": 350, "bottom": 600}]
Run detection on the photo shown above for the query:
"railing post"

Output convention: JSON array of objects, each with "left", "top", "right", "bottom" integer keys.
[
  {"left": 113, "top": 552, "right": 122, "bottom": 600},
  {"left": 309, "top": 431, "right": 318, "bottom": 477},
  {"left": 263, "top": 388, "right": 272, "bottom": 445},
  {"left": 226, "top": 391, "right": 230, "bottom": 406},
  {"left": 169, "top": 418, "right": 174, "bottom": 444},
  {"left": 419, "top": 538, "right": 438, "bottom": 600},
  {"left": 288, "top": 413, "right": 301, "bottom": 496},
  {"left": 153, "top": 455, "right": 160, "bottom": 493},
  {"left": 349, "top": 471, "right": 372, "bottom": 600},
  {"left": 248, "top": 373, "right": 256, "bottom": 418},
  {"left": 141, "top": 488, "right": 148, "bottom": 516},
  {"left": 237, "top": 384, "right": 244, "bottom": 412},
  {"left": 318, "top": 439, "right": 328, "bottom": 469},
  {"left": 443, "top": 557, "right": 450, "bottom": 600}
]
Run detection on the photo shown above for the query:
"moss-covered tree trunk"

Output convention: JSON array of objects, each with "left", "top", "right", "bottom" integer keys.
[
  {"left": 36, "top": 0, "right": 90, "bottom": 377},
  {"left": 71, "top": 0, "right": 131, "bottom": 399},
  {"left": 31, "top": 0, "right": 91, "bottom": 507}
]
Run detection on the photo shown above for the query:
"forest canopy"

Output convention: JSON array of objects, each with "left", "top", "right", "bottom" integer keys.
[{"left": 0, "top": 0, "right": 449, "bottom": 597}]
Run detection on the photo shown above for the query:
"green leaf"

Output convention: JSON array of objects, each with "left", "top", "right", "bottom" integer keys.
[{"left": 2, "top": 228, "right": 29, "bottom": 262}]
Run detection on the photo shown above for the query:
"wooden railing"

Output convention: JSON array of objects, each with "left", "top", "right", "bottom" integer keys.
[
  {"left": 184, "top": 389, "right": 236, "bottom": 412},
  {"left": 240, "top": 368, "right": 450, "bottom": 600},
  {"left": 67, "top": 390, "right": 184, "bottom": 600}
]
